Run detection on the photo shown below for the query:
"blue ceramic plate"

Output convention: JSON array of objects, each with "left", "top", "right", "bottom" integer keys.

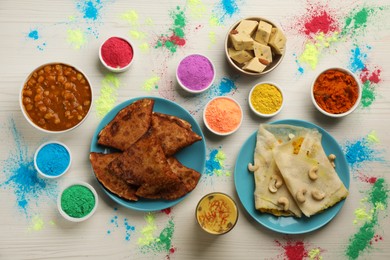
[
  {"left": 90, "top": 96, "right": 206, "bottom": 212},
  {"left": 234, "top": 119, "right": 350, "bottom": 234}
]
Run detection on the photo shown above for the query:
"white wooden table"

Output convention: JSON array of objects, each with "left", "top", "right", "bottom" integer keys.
[{"left": 1, "top": 1, "right": 389, "bottom": 259}]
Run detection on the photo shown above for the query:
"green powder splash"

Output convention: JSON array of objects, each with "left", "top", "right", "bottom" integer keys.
[
  {"left": 342, "top": 6, "right": 385, "bottom": 36},
  {"left": 67, "top": 28, "right": 87, "bottom": 49},
  {"left": 95, "top": 74, "right": 120, "bottom": 118},
  {"left": 346, "top": 178, "right": 389, "bottom": 259}
]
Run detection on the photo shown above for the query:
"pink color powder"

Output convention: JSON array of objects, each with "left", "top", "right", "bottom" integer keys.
[
  {"left": 177, "top": 54, "right": 214, "bottom": 91},
  {"left": 101, "top": 37, "right": 133, "bottom": 68}
]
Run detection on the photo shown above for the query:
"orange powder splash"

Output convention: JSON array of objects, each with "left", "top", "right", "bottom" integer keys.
[{"left": 205, "top": 97, "right": 242, "bottom": 134}]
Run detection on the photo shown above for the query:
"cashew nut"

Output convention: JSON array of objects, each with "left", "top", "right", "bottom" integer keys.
[
  {"left": 328, "top": 154, "right": 336, "bottom": 168},
  {"left": 308, "top": 166, "right": 319, "bottom": 180},
  {"left": 268, "top": 175, "right": 283, "bottom": 193},
  {"left": 296, "top": 188, "right": 307, "bottom": 203},
  {"left": 277, "top": 197, "right": 289, "bottom": 211},
  {"left": 247, "top": 163, "right": 259, "bottom": 172},
  {"left": 312, "top": 189, "right": 326, "bottom": 200},
  {"left": 288, "top": 133, "right": 295, "bottom": 140}
]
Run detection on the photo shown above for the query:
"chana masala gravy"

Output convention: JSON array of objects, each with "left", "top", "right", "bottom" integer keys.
[{"left": 21, "top": 63, "right": 92, "bottom": 132}]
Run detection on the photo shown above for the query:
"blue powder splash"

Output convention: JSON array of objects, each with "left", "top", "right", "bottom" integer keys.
[
  {"left": 349, "top": 45, "right": 369, "bottom": 73},
  {"left": 342, "top": 136, "right": 384, "bottom": 170},
  {"left": 107, "top": 207, "right": 136, "bottom": 241},
  {"left": 28, "top": 29, "right": 39, "bottom": 40},
  {"left": 0, "top": 119, "right": 57, "bottom": 217},
  {"left": 212, "top": 0, "right": 241, "bottom": 24},
  {"left": 204, "top": 147, "right": 231, "bottom": 177},
  {"left": 76, "top": 0, "right": 102, "bottom": 21},
  {"left": 26, "top": 29, "right": 47, "bottom": 51}
]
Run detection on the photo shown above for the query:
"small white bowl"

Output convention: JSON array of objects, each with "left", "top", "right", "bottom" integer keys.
[
  {"left": 249, "top": 82, "right": 284, "bottom": 117},
  {"left": 20, "top": 62, "right": 93, "bottom": 134},
  {"left": 34, "top": 141, "right": 72, "bottom": 179},
  {"left": 203, "top": 96, "right": 243, "bottom": 136},
  {"left": 57, "top": 181, "right": 98, "bottom": 222},
  {"left": 99, "top": 36, "right": 134, "bottom": 73},
  {"left": 176, "top": 53, "right": 216, "bottom": 94},
  {"left": 311, "top": 67, "right": 362, "bottom": 118}
]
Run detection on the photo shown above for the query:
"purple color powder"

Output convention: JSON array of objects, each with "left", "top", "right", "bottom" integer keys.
[{"left": 177, "top": 54, "right": 215, "bottom": 91}]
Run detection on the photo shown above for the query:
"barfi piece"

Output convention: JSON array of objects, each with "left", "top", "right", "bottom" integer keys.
[
  {"left": 253, "top": 42, "right": 273, "bottom": 64},
  {"left": 255, "top": 20, "right": 273, "bottom": 45},
  {"left": 269, "top": 28, "right": 286, "bottom": 55},
  {"left": 242, "top": 57, "right": 267, "bottom": 73},
  {"left": 228, "top": 48, "right": 253, "bottom": 64},
  {"left": 235, "top": 20, "right": 259, "bottom": 36},
  {"left": 230, "top": 32, "right": 254, "bottom": 50}
]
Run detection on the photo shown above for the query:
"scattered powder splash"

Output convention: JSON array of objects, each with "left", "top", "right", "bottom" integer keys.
[
  {"left": 204, "top": 147, "right": 231, "bottom": 177},
  {"left": 155, "top": 6, "right": 187, "bottom": 54},
  {"left": 95, "top": 74, "right": 121, "bottom": 118},
  {"left": 76, "top": 0, "right": 102, "bottom": 21},
  {"left": 187, "top": 0, "right": 207, "bottom": 19},
  {"left": 143, "top": 76, "right": 160, "bottom": 92},
  {"left": 211, "top": 0, "right": 240, "bottom": 25},
  {"left": 187, "top": 76, "right": 238, "bottom": 115},
  {"left": 346, "top": 178, "right": 389, "bottom": 259},
  {"left": 0, "top": 119, "right": 57, "bottom": 217},
  {"left": 138, "top": 213, "right": 176, "bottom": 258},
  {"left": 348, "top": 45, "right": 370, "bottom": 73},
  {"left": 120, "top": 10, "right": 152, "bottom": 52},
  {"left": 359, "top": 67, "right": 382, "bottom": 108},
  {"left": 26, "top": 28, "right": 47, "bottom": 51},
  {"left": 274, "top": 239, "right": 325, "bottom": 260},
  {"left": 67, "top": 28, "right": 87, "bottom": 49},
  {"left": 106, "top": 208, "right": 136, "bottom": 241},
  {"left": 28, "top": 215, "right": 45, "bottom": 231},
  {"left": 342, "top": 133, "right": 384, "bottom": 171}
]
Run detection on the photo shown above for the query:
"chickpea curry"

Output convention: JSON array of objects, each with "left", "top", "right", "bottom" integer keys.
[{"left": 21, "top": 63, "right": 92, "bottom": 131}]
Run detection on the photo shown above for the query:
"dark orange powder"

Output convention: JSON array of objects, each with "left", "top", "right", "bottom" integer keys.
[{"left": 313, "top": 69, "right": 359, "bottom": 114}]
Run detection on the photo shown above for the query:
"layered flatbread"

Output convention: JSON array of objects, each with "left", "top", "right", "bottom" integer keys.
[
  {"left": 107, "top": 132, "right": 188, "bottom": 200},
  {"left": 89, "top": 152, "right": 138, "bottom": 201},
  {"left": 250, "top": 124, "right": 304, "bottom": 217},
  {"left": 167, "top": 157, "right": 201, "bottom": 193},
  {"left": 273, "top": 129, "right": 349, "bottom": 217},
  {"left": 151, "top": 112, "right": 202, "bottom": 156},
  {"left": 97, "top": 99, "right": 154, "bottom": 151}
]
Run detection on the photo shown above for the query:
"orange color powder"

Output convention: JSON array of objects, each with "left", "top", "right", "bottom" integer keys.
[{"left": 204, "top": 97, "right": 242, "bottom": 134}]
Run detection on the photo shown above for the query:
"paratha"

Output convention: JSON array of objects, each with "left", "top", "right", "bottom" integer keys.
[
  {"left": 273, "top": 128, "right": 349, "bottom": 217},
  {"left": 167, "top": 157, "right": 201, "bottom": 193},
  {"left": 89, "top": 152, "right": 138, "bottom": 201},
  {"left": 151, "top": 112, "right": 202, "bottom": 156},
  {"left": 97, "top": 99, "right": 154, "bottom": 151}
]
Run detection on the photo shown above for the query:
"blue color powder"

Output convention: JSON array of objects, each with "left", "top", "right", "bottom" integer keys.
[
  {"left": 77, "top": 0, "right": 101, "bottom": 21},
  {"left": 28, "top": 30, "right": 39, "bottom": 40},
  {"left": 0, "top": 119, "right": 57, "bottom": 216},
  {"left": 349, "top": 46, "right": 367, "bottom": 73},
  {"left": 205, "top": 149, "right": 222, "bottom": 176},
  {"left": 343, "top": 137, "right": 384, "bottom": 169},
  {"left": 36, "top": 143, "right": 70, "bottom": 177}
]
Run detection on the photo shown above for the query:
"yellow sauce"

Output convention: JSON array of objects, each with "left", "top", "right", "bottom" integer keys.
[{"left": 196, "top": 192, "right": 238, "bottom": 235}]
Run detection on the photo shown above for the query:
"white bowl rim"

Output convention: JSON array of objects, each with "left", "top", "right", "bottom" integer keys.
[
  {"left": 248, "top": 81, "right": 284, "bottom": 117},
  {"left": 311, "top": 67, "right": 362, "bottom": 118},
  {"left": 57, "top": 181, "right": 98, "bottom": 222},
  {"left": 99, "top": 36, "right": 135, "bottom": 73},
  {"left": 19, "top": 62, "right": 93, "bottom": 134},
  {"left": 224, "top": 16, "right": 286, "bottom": 76},
  {"left": 203, "top": 96, "right": 243, "bottom": 136},
  {"left": 176, "top": 53, "right": 216, "bottom": 94},
  {"left": 34, "top": 141, "right": 72, "bottom": 179}
]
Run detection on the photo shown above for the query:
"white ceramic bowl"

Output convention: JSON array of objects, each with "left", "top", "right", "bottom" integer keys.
[
  {"left": 34, "top": 141, "right": 72, "bottom": 179},
  {"left": 99, "top": 36, "right": 134, "bottom": 73},
  {"left": 20, "top": 62, "right": 93, "bottom": 134},
  {"left": 57, "top": 181, "right": 98, "bottom": 222},
  {"left": 203, "top": 96, "right": 243, "bottom": 136},
  {"left": 311, "top": 67, "right": 362, "bottom": 118},
  {"left": 248, "top": 82, "right": 284, "bottom": 117},
  {"left": 176, "top": 53, "right": 216, "bottom": 94},
  {"left": 225, "top": 17, "right": 286, "bottom": 76}
]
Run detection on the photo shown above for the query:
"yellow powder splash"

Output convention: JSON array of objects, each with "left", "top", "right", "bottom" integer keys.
[
  {"left": 145, "top": 18, "right": 154, "bottom": 26},
  {"left": 138, "top": 213, "right": 157, "bottom": 246},
  {"left": 67, "top": 29, "right": 86, "bottom": 49},
  {"left": 299, "top": 43, "right": 319, "bottom": 69},
  {"left": 143, "top": 76, "right": 160, "bottom": 91},
  {"left": 139, "top": 43, "right": 150, "bottom": 53},
  {"left": 308, "top": 248, "right": 323, "bottom": 260},
  {"left": 28, "top": 215, "right": 44, "bottom": 231},
  {"left": 188, "top": 0, "right": 206, "bottom": 18},
  {"left": 129, "top": 30, "right": 146, "bottom": 40},
  {"left": 95, "top": 74, "right": 121, "bottom": 118},
  {"left": 215, "top": 150, "right": 231, "bottom": 176},
  {"left": 367, "top": 130, "right": 380, "bottom": 143},
  {"left": 208, "top": 31, "right": 216, "bottom": 47},
  {"left": 120, "top": 10, "right": 139, "bottom": 26},
  {"left": 209, "top": 16, "right": 220, "bottom": 27}
]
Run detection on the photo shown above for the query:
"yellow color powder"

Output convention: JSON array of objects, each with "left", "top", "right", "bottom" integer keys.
[
  {"left": 250, "top": 83, "right": 283, "bottom": 114},
  {"left": 120, "top": 10, "right": 139, "bottom": 26},
  {"left": 138, "top": 213, "right": 157, "bottom": 246},
  {"left": 143, "top": 76, "right": 160, "bottom": 91},
  {"left": 29, "top": 215, "right": 44, "bottom": 231},
  {"left": 308, "top": 248, "right": 323, "bottom": 260},
  {"left": 67, "top": 29, "right": 86, "bottom": 49},
  {"left": 188, "top": 0, "right": 206, "bottom": 18},
  {"left": 299, "top": 43, "right": 320, "bottom": 69},
  {"left": 95, "top": 74, "right": 121, "bottom": 118},
  {"left": 367, "top": 130, "right": 380, "bottom": 143}
]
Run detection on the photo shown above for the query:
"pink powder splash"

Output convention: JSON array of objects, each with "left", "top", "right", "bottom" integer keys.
[
  {"left": 360, "top": 67, "right": 381, "bottom": 84},
  {"left": 275, "top": 239, "right": 308, "bottom": 260},
  {"left": 357, "top": 171, "right": 378, "bottom": 184}
]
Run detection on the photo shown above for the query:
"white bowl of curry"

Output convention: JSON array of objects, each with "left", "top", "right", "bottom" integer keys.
[{"left": 20, "top": 62, "right": 93, "bottom": 133}]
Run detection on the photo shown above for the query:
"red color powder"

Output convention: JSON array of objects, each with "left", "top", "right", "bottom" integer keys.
[
  {"left": 169, "top": 35, "right": 186, "bottom": 46},
  {"left": 360, "top": 68, "right": 381, "bottom": 83},
  {"left": 357, "top": 171, "right": 378, "bottom": 184},
  {"left": 275, "top": 239, "right": 309, "bottom": 260},
  {"left": 161, "top": 208, "right": 172, "bottom": 215},
  {"left": 304, "top": 10, "right": 338, "bottom": 35},
  {"left": 101, "top": 37, "right": 133, "bottom": 68}
]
